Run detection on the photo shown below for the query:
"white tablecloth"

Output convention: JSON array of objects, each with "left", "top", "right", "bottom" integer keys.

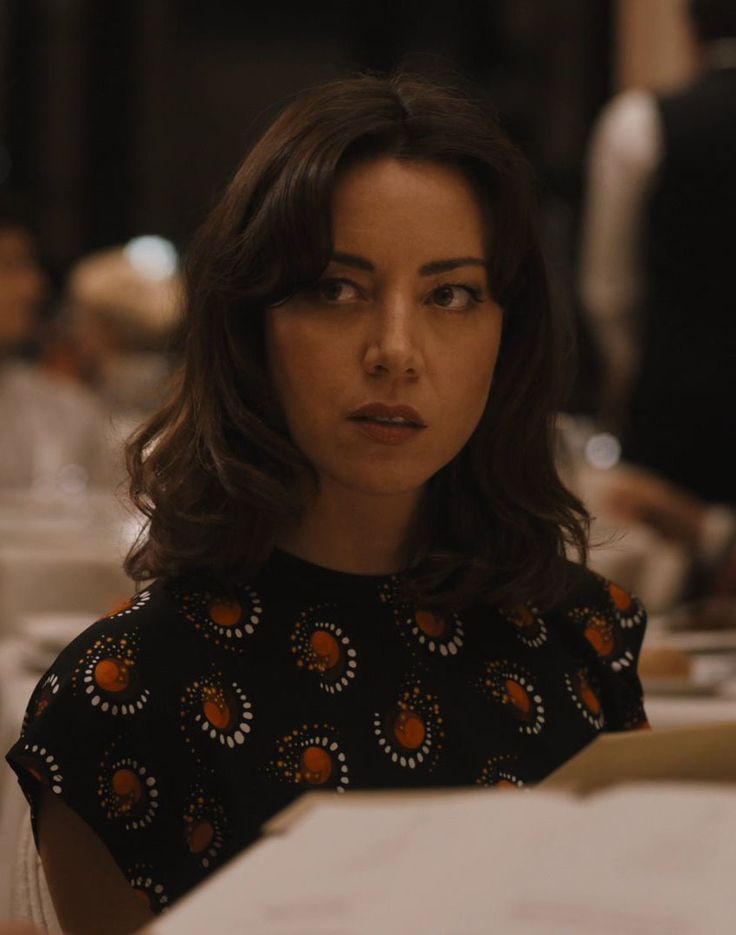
[{"left": 0, "top": 489, "right": 137, "bottom": 639}]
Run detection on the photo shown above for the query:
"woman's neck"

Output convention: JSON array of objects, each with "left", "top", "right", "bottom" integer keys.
[{"left": 276, "top": 479, "right": 424, "bottom": 575}]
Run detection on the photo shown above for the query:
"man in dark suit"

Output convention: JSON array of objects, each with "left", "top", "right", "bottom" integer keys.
[{"left": 581, "top": 0, "right": 736, "bottom": 505}]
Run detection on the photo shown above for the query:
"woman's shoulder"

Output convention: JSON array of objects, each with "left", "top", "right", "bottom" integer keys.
[
  {"left": 6, "top": 572, "right": 258, "bottom": 913},
  {"left": 45, "top": 577, "right": 188, "bottom": 673},
  {"left": 541, "top": 561, "right": 647, "bottom": 653},
  {"left": 46, "top": 570, "right": 239, "bottom": 670},
  {"left": 548, "top": 562, "right": 646, "bottom": 628},
  {"left": 12, "top": 572, "right": 227, "bottom": 747},
  {"left": 16, "top": 569, "right": 268, "bottom": 739}
]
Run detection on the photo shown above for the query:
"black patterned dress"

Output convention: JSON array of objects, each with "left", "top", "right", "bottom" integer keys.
[{"left": 6, "top": 551, "right": 648, "bottom": 914}]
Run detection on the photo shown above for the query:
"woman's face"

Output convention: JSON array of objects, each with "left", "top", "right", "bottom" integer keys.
[{"left": 265, "top": 157, "right": 503, "bottom": 499}]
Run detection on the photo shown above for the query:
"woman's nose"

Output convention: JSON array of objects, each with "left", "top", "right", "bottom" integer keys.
[{"left": 363, "top": 295, "right": 422, "bottom": 378}]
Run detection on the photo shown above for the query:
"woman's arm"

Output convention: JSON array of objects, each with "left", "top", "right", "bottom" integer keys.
[{"left": 37, "top": 788, "right": 154, "bottom": 935}]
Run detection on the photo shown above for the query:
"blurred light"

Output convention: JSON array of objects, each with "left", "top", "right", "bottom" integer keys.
[
  {"left": 124, "top": 235, "right": 177, "bottom": 281},
  {"left": 585, "top": 432, "right": 621, "bottom": 470}
]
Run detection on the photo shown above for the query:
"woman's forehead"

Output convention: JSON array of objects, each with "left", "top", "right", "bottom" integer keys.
[{"left": 331, "top": 157, "right": 488, "bottom": 262}]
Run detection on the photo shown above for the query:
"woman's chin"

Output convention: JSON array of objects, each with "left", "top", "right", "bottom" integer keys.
[{"left": 321, "top": 466, "right": 431, "bottom": 499}]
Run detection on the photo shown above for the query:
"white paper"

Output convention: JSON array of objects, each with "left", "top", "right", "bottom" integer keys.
[{"left": 150, "top": 784, "right": 736, "bottom": 935}]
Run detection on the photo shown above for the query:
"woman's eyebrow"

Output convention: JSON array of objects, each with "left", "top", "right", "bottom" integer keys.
[
  {"left": 419, "top": 257, "right": 487, "bottom": 275},
  {"left": 331, "top": 251, "right": 375, "bottom": 272},
  {"left": 330, "top": 251, "right": 487, "bottom": 275}
]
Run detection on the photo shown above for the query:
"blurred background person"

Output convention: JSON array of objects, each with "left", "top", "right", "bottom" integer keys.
[
  {"left": 0, "top": 197, "right": 44, "bottom": 357},
  {"left": 579, "top": 0, "right": 736, "bottom": 506},
  {"left": 0, "top": 194, "right": 111, "bottom": 492},
  {"left": 603, "top": 463, "right": 736, "bottom": 600},
  {"left": 58, "top": 237, "right": 181, "bottom": 444}
]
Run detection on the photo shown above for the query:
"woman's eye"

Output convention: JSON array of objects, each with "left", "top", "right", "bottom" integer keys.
[
  {"left": 431, "top": 283, "right": 484, "bottom": 311},
  {"left": 315, "top": 278, "right": 361, "bottom": 303}
]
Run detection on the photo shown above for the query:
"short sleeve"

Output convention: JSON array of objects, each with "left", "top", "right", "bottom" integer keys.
[
  {"left": 554, "top": 568, "right": 650, "bottom": 732},
  {"left": 5, "top": 584, "right": 204, "bottom": 913}
]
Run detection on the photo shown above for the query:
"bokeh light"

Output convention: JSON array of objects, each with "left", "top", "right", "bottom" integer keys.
[{"left": 123, "top": 235, "right": 178, "bottom": 281}]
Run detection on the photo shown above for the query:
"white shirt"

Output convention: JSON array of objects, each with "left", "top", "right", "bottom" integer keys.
[
  {"left": 579, "top": 39, "right": 736, "bottom": 389},
  {"left": 579, "top": 89, "right": 661, "bottom": 384}
]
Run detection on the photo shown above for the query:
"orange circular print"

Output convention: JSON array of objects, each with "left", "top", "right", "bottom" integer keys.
[
  {"left": 393, "top": 709, "right": 426, "bottom": 749},
  {"left": 127, "top": 866, "right": 168, "bottom": 913},
  {"left": 94, "top": 658, "right": 131, "bottom": 693},
  {"left": 310, "top": 630, "right": 341, "bottom": 670},
  {"left": 75, "top": 633, "right": 150, "bottom": 717},
  {"left": 410, "top": 607, "right": 464, "bottom": 656},
  {"left": 98, "top": 754, "right": 159, "bottom": 830},
  {"left": 177, "top": 584, "right": 264, "bottom": 651},
  {"left": 25, "top": 672, "right": 60, "bottom": 728},
  {"left": 181, "top": 672, "right": 254, "bottom": 760},
  {"left": 505, "top": 679, "right": 532, "bottom": 715},
  {"left": 112, "top": 768, "right": 143, "bottom": 812},
  {"left": 571, "top": 606, "right": 635, "bottom": 673},
  {"left": 202, "top": 689, "right": 232, "bottom": 731},
  {"left": 502, "top": 605, "right": 548, "bottom": 649},
  {"left": 187, "top": 819, "right": 215, "bottom": 853},
  {"left": 300, "top": 746, "right": 333, "bottom": 784},
  {"left": 183, "top": 785, "right": 228, "bottom": 870},
  {"left": 480, "top": 661, "right": 546, "bottom": 735},
  {"left": 266, "top": 724, "right": 350, "bottom": 792},
  {"left": 103, "top": 590, "right": 151, "bottom": 620},
  {"left": 580, "top": 679, "right": 602, "bottom": 716},
  {"left": 374, "top": 685, "right": 444, "bottom": 770},
  {"left": 415, "top": 610, "right": 446, "bottom": 638},
  {"left": 609, "top": 582, "right": 631, "bottom": 611},
  {"left": 583, "top": 615, "right": 616, "bottom": 657},
  {"left": 378, "top": 580, "right": 465, "bottom": 656},
  {"left": 477, "top": 755, "right": 525, "bottom": 789},
  {"left": 600, "top": 576, "right": 645, "bottom": 629},
  {"left": 565, "top": 668, "right": 605, "bottom": 728},
  {"left": 290, "top": 608, "right": 358, "bottom": 694},
  {"left": 208, "top": 600, "right": 242, "bottom": 628},
  {"left": 15, "top": 742, "right": 63, "bottom": 795}
]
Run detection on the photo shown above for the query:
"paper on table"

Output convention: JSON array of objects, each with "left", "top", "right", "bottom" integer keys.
[
  {"left": 148, "top": 790, "right": 570, "bottom": 935},
  {"left": 484, "top": 783, "right": 736, "bottom": 935},
  {"left": 148, "top": 783, "right": 736, "bottom": 935},
  {"left": 541, "top": 720, "right": 736, "bottom": 795}
]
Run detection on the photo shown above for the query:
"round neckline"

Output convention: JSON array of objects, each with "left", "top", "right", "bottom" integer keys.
[{"left": 265, "top": 547, "right": 405, "bottom": 594}]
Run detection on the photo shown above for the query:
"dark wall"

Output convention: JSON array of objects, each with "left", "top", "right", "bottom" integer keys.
[
  {"left": 2, "top": 0, "right": 612, "bottom": 262},
  {"left": 1, "top": 0, "right": 611, "bottom": 407}
]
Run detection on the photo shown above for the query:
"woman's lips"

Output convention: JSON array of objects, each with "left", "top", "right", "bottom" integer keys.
[
  {"left": 348, "top": 402, "right": 427, "bottom": 426},
  {"left": 347, "top": 403, "right": 427, "bottom": 446},
  {"left": 350, "top": 420, "right": 426, "bottom": 445}
]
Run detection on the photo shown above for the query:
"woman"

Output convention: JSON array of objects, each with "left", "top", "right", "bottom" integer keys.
[{"left": 7, "top": 73, "right": 648, "bottom": 934}]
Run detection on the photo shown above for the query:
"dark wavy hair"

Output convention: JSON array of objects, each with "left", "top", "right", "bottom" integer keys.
[{"left": 125, "top": 72, "right": 589, "bottom": 612}]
